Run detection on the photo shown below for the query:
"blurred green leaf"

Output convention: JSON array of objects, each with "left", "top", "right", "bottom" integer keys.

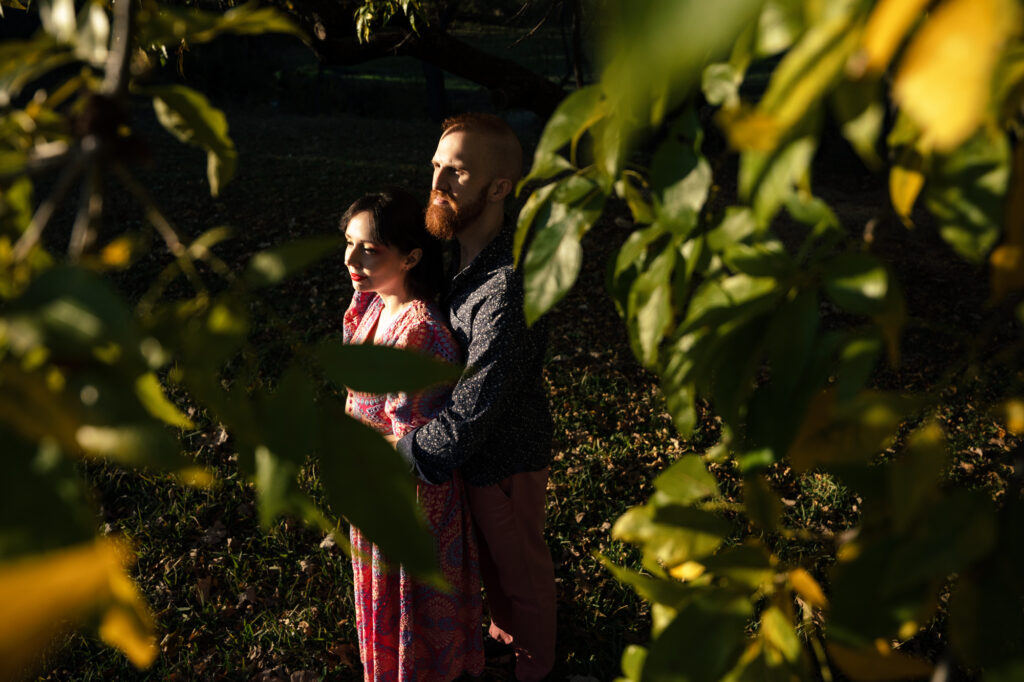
[
  {"left": 702, "top": 62, "right": 744, "bottom": 107},
  {"left": 627, "top": 240, "right": 676, "bottom": 367},
  {"left": 722, "top": 239, "right": 793, "bottom": 278},
  {"left": 39, "top": 0, "right": 76, "bottom": 43},
  {"left": 514, "top": 181, "right": 558, "bottom": 267},
  {"left": 653, "top": 455, "right": 719, "bottom": 504},
  {"left": 621, "top": 644, "right": 648, "bottom": 682},
  {"left": 244, "top": 235, "right": 341, "bottom": 288},
  {"left": 755, "top": 0, "right": 804, "bottom": 56},
  {"left": 0, "top": 37, "right": 73, "bottom": 107},
  {"left": 764, "top": 7, "right": 863, "bottom": 122},
  {"left": 924, "top": 129, "right": 1010, "bottom": 262},
  {"left": 743, "top": 475, "right": 781, "bottom": 532},
  {"left": 888, "top": 422, "right": 947, "bottom": 533},
  {"left": 822, "top": 253, "right": 888, "bottom": 315},
  {"left": 142, "top": 84, "right": 237, "bottom": 197},
  {"left": 703, "top": 543, "right": 774, "bottom": 593},
  {"left": 136, "top": 0, "right": 307, "bottom": 49},
  {"left": 950, "top": 573, "right": 1024, "bottom": 670},
  {"left": 832, "top": 77, "right": 884, "bottom": 169},
  {"left": 740, "top": 129, "right": 818, "bottom": 227},
  {"left": 522, "top": 176, "right": 605, "bottom": 325},
  {"left": 0, "top": 430, "right": 94, "bottom": 560},
  {"left": 259, "top": 364, "right": 318, "bottom": 464},
  {"left": 600, "top": 556, "right": 694, "bottom": 608},
  {"left": 883, "top": 491, "right": 997, "bottom": 595},
  {"left": 760, "top": 605, "right": 801, "bottom": 663},
  {"left": 316, "top": 342, "right": 460, "bottom": 394},
  {"left": 520, "top": 85, "right": 604, "bottom": 189},
  {"left": 827, "top": 641, "right": 933, "bottom": 681},
  {"left": 788, "top": 390, "right": 913, "bottom": 472},
  {"left": 6, "top": 267, "right": 138, "bottom": 364},
  {"left": 75, "top": 423, "right": 182, "bottom": 468},
  {"left": 836, "top": 332, "right": 882, "bottom": 402},
  {"left": 316, "top": 411, "right": 438, "bottom": 582},
  {"left": 706, "top": 207, "right": 758, "bottom": 252},
  {"left": 254, "top": 444, "right": 300, "bottom": 527},
  {"left": 134, "top": 373, "right": 192, "bottom": 429},
  {"left": 679, "top": 273, "right": 778, "bottom": 337},
  {"left": 642, "top": 599, "right": 749, "bottom": 682},
  {"left": 614, "top": 503, "right": 729, "bottom": 567},
  {"left": 651, "top": 109, "right": 709, "bottom": 230}
]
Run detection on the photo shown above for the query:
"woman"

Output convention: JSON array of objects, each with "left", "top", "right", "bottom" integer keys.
[{"left": 341, "top": 188, "right": 484, "bottom": 682}]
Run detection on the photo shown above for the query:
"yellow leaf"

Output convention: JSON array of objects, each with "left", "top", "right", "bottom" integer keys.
[
  {"left": 0, "top": 538, "right": 155, "bottom": 679},
  {"left": 787, "top": 389, "right": 908, "bottom": 472},
  {"left": 889, "top": 164, "right": 925, "bottom": 224},
  {"left": 135, "top": 372, "right": 193, "bottom": 428},
  {"left": 101, "top": 236, "right": 134, "bottom": 268},
  {"left": 99, "top": 606, "right": 156, "bottom": 668},
  {"left": 1003, "top": 398, "right": 1024, "bottom": 434},
  {"left": 857, "top": 0, "right": 932, "bottom": 75},
  {"left": 717, "top": 106, "right": 782, "bottom": 152},
  {"left": 990, "top": 140, "right": 1024, "bottom": 300},
  {"left": 828, "top": 641, "right": 933, "bottom": 681},
  {"left": 789, "top": 568, "right": 828, "bottom": 608},
  {"left": 989, "top": 244, "right": 1024, "bottom": 301},
  {"left": 176, "top": 465, "right": 215, "bottom": 488},
  {"left": 669, "top": 560, "right": 706, "bottom": 581},
  {"left": 894, "top": 0, "right": 1019, "bottom": 151}
]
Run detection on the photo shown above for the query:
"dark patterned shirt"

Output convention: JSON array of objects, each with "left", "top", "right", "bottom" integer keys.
[{"left": 396, "top": 228, "right": 553, "bottom": 486}]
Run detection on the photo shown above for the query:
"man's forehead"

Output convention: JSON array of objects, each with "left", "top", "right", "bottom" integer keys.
[{"left": 433, "top": 129, "right": 490, "bottom": 163}]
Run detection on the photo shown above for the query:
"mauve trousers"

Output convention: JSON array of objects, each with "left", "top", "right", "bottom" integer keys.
[{"left": 465, "top": 467, "right": 556, "bottom": 681}]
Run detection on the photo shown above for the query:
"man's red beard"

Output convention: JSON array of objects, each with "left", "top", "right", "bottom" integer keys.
[{"left": 426, "top": 188, "right": 486, "bottom": 240}]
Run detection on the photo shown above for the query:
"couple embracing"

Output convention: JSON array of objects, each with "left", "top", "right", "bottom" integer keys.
[{"left": 340, "top": 113, "right": 556, "bottom": 682}]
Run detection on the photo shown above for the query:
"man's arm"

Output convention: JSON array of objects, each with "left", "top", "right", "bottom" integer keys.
[{"left": 396, "top": 271, "right": 524, "bottom": 483}]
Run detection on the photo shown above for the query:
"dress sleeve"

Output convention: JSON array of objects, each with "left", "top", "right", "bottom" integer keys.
[
  {"left": 383, "top": 312, "right": 459, "bottom": 440},
  {"left": 342, "top": 291, "right": 377, "bottom": 344}
]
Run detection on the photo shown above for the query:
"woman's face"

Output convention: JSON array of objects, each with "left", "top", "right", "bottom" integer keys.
[{"left": 344, "top": 211, "right": 409, "bottom": 297}]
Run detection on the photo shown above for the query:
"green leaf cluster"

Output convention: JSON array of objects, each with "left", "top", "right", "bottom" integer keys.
[{"left": 517, "top": 0, "right": 1024, "bottom": 678}]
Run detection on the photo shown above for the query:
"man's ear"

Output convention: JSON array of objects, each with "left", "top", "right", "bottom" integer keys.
[
  {"left": 489, "top": 178, "right": 513, "bottom": 202},
  {"left": 404, "top": 248, "right": 423, "bottom": 270}
]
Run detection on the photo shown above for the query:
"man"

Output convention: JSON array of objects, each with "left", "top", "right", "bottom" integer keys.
[{"left": 395, "top": 113, "right": 556, "bottom": 681}]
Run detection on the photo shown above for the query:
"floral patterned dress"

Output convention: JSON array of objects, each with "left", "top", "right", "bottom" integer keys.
[{"left": 342, "top": 290, "right": 484, "bottom": 682}]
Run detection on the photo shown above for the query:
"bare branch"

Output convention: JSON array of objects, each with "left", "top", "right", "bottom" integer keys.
[
  {"left": 12, "top": 148, "right": 86, "bottom": 262},
  {"left": 510, "top": 0, "right": 556, "bottom": 48},
  {"left": 68, "top": 163, "right": 103, "bottom": 260},
  {"left": 112, "top": 162, "right": 206, "bottom": 297},
  {"left": 102, "top": 0, "right": 136, "bottom": 99}
]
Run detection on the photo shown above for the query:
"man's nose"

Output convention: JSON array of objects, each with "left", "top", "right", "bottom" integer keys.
[{"left": 432, "top": 168, "right": 448, "bottom": 193}]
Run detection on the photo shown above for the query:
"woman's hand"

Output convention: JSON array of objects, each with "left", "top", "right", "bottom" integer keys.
[{"left": 384, "top": 433, "right": 399, "bottom": 446}]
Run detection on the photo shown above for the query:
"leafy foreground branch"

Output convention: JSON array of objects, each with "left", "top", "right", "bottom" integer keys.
[
  {"left": 0, "top": 0, "right": 458, "bottom": 677},
  {"left": 516, "top": 0, "right": 1024, "bottom": 679}
]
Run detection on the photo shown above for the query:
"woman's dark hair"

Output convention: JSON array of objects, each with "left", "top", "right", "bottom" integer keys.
[{"left": 340, "top": 187, "right": 445, "bottom": 301}]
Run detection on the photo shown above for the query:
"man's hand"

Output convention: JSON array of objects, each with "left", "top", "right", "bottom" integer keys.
[{"left": 384, "top": 434, "right": 399, "bottom": 446}]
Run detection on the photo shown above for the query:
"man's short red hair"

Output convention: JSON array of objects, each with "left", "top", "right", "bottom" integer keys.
[{"left": 441, "top": 113, "right": 523, "bottom": 183}]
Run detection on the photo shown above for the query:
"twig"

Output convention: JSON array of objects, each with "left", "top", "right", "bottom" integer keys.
[
  {"left": 112, "top": 162, "right": 206, "bottom": 296},
  {"left": 12, "top": 147, "right": 86, "bottom": 262},
  {"left": 510, "top": 0, "right": 557, "bottom": 48},
  {"left": 68, "top": 151, "right": 103, "bottom": 260},
  {"left": 102, "top": 0, "right": 136, "bottom": 99}
]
